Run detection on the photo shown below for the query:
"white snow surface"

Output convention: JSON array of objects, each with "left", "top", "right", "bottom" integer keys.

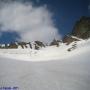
[
  {"left": 0, "top": 39, "right": 90, "bottom": 61},
  {"left": 0, "top": 39, "right": 90, "bottom": 90}
]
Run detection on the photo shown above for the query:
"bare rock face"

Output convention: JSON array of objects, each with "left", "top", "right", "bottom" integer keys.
[
  {"left": 34, "top": 41, "right": 45, "bottom": 50},
  {"left": 8, "top": 43, "right": 18, "bottom": 49},
  {"left": 63, "top": 16, "right": 90, "bottom": 44},
  {"left": 50, "top": 39, "right": 61, "bottom": 47},
  {"left": 35, "top": 41, "right": 45, "bottom": 47},
  {"left": 63, "top": 36, "right": 79, "bottom": 45},
  {"left": 72, "top": 16, "right": 90, "bottom": 39},
  {"left": 17, "top": 42, "right": 27, "bottom": 49},
  {"left": 67, "top": 42, "right": 77, "bottom": 52},
  {"left": 17, "top": 42, "right": 32, "bottom": 49},
  {"left": 0, "top": 43, "right": 18, "bottom": 49}
]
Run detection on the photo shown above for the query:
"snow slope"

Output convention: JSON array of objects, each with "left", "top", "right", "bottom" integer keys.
[
  {"left": 0, "top": 39, "right": 90, "bottom": 90},
  {"left": 0, "top": 39, "right": 90, "bottom": 61}
]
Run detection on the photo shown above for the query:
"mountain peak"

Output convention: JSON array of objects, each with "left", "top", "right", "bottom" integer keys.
[{"left": 72, "top": 16, "right": 90, "bottom": 39}]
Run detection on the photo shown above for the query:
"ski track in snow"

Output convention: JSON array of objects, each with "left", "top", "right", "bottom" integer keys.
[{"left": 0, "top": 39, "right": 90, "bottom": 90}]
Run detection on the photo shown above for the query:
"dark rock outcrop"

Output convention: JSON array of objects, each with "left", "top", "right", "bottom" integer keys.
[
  {"left": 34, "top": 44, "right": 40, "bottom": 50},
  {"left": 72, "top": 16, "right": 90, "bottom": 39},
  {"left": 8, "top": 43, "right": 18, "bottom": 49},
  {"left": 67, "top": 42, "right": 77, "bottom": 51},
  {"left": 0, "top": 43, "right": 18, "bottom": 49},
  {"left": 34, "top": 41, "right": 45, "bottom": 50},
  {"left": 50, "top": 39, "right": 61, "bottom": 47},
  {"left": 63, "top": 16, "right": 90, "bottom": 44},
  {"left": 63, "top": 35, "right": 80, "bottom": 45},
  {"left": 35, "top": 41, "right": 45, "bottom": 47},
  {"left": 18, "top": 42, "right": 27, "bottom": 49},
  {"left": 17, "top": 42, "right": 32, "bottom": 49},
  {"left": 27, "top": 42, "right": 32, "bottom": 49}
]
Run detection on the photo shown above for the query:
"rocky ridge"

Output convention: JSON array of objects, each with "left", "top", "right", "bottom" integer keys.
[
  {"left": 63, "top": 16, "right": 90, "bottom": 44},
  {"left": 0, "top": 16, "right": 90, "bottom": 50}
]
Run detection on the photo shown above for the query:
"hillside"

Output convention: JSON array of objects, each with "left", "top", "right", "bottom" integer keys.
[
  {"left": 63, "top": 16, "right": 90, "bottom": 44},
  {"left": 0, "top": 38, "right": 90, "bottom": 90},
  {"left": 0, "top": 38, "right": 89, "bottom": 61},
  {"left": 0, "top": 16, "right": 90, "bottom": 90}
]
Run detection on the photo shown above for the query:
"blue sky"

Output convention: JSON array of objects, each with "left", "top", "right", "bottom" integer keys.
[
  {"left": 33, "top": 0, "right": 89, "bottom": 35},
  {"left": 0, "top": 0, "right": 89, "bottom": 43}
]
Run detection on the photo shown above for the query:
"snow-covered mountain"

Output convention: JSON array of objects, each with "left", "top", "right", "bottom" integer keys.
[
  {"left": 0, "top": 38, "right": 89, "bottom": 61},
  {"left": 0, "top": 38, "right": 90, "bottom": 90},
  {"left": 0, "top": 16, "right": 90, "bottom": 90}
]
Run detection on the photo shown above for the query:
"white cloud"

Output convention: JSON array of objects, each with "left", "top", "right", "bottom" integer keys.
[{"left": 0, "top": 1, "right": 61, "bottom": 43}]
